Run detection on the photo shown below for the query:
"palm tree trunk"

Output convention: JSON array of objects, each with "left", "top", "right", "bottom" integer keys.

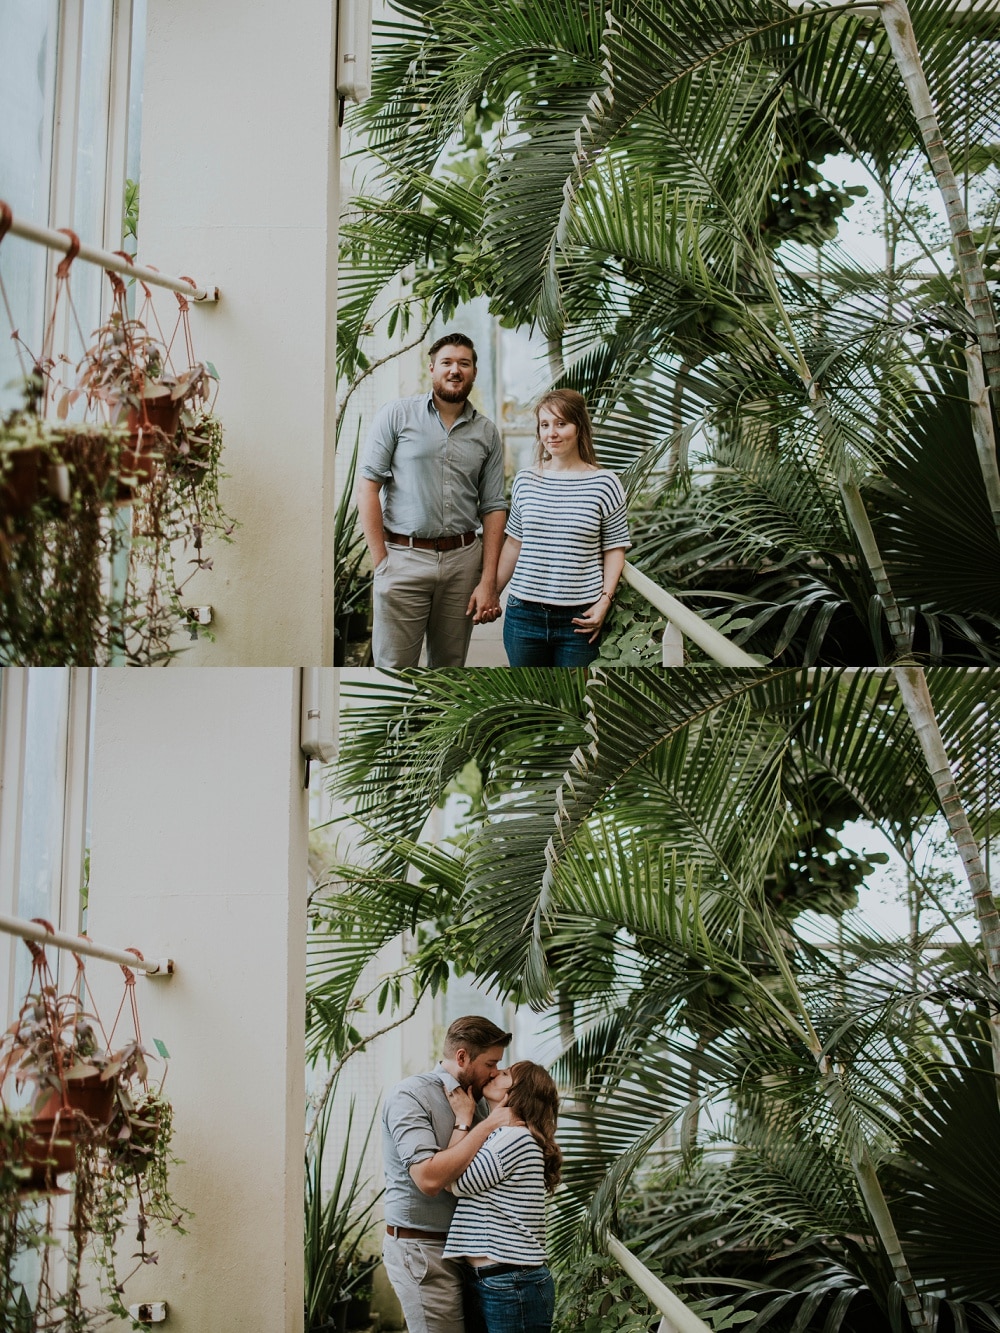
[
  {"left": 763, "top": 916, "right": 930, "bottom": 1333},
  {"left": 965, "top": 344, "right": 1000, "bottom": 544},
  {"left": 680, "top": 1039, "right": 705, "bottom": 1157},
  {"left": 879, "top": 0, "right": 1000, "bottom": 537},
  {"left": 803, "top": 381, "right": 913, "bottom": 659},
  {"left": 836, "top": 474, "right": 911, "bottom": 660},
  {"left": 546, "top": 335, "right": 565, "bottom": 382},
  {"left": 819, "top": 1062, "right": 929, "bottom": 1333},
  {"left": 760, "top": 259, "right": 916, "bottom": 660},
  {"left": 667, "top": 356, "right": 699, "bottom": 482},
  {"left": 892, "top": 665, "right": 1000, "bottom": 1079},
  {"left": 753, "top": 913, "right": 929, "bottom": 1333}
]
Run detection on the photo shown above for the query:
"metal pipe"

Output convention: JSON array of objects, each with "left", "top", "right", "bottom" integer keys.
[
  {"left": 622, "top": 563, "right": 759, "bottom": 667},
  {"left": 1, "top": 201, "right": 219, "bottom": 303},
  {"left": 605, "top": 1236, "right": 714, "bottom": 1333},
  {"left": 0, "top": 912, "right": 174, "bottom": 977}
]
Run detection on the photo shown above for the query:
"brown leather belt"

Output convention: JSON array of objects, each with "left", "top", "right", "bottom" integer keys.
[
  {"left": 386, "top": 1225, "right": 448, "bottom": 1241},
  {"left": 385, "top": 530, "right": 476, "bottom": 552}
]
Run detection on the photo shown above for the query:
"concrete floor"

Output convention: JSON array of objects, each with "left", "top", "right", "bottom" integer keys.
[
  {"left": 465, "top": 592, "right": 510, "bottom": 667},
  {"left": 343, "top": 591, "right": 511, "bottom": 668}
]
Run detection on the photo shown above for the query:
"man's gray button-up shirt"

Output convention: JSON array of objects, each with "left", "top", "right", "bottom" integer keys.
[
  {"left": 360, "top": 392, "right": 507, "bottom": 539},
  {"left": 381, "top": 1065, "right": 484, "bottom": 1231}
]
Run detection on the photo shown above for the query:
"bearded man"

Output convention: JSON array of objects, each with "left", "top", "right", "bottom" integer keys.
[
  {"left": 356, "top": 333, "right": 507, "bottom": 667},
  {"left": 380, "top": 1015, "right": 514, "bottom": 1333}
]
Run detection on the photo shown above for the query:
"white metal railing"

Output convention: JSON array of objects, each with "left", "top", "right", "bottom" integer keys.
[
  {"left": 605, "top": 1234, "right": 714, "bottom": 1333},
  {"left": 0, "top": 913, "right": 174, "bottom": 977},
  {"left": 0, "top": 199, "right": 220, "bottom": 303},
  {"left": 621, "top": 562, "right": 759, "bottom": 667}
]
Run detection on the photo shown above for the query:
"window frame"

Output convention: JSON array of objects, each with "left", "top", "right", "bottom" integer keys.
[{"left": 0, "top": 668, "right": 93, "bottom": 1021}]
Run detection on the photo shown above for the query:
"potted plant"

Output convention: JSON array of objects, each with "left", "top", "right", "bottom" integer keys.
[
  {"left": 67, "top": 305, "right": 210, "bottom": 491},
  {"left": 304, "top": 1089, "right": 383, "bottom": 1333},
  {"left": 344, "top": 1253, "right": 380, "bottom": 1330},
  {"left": 0, "top": 940, "right": 186, "bottom": 1329},
  {"left": 0, "top": 368, "right": 235, "bottom": 666},
  {"left": 333, "top": 427, "right": 373, "bottom": 666},
  {"left": 0, "top": 955, "right": 119, "bottom": 1189}
]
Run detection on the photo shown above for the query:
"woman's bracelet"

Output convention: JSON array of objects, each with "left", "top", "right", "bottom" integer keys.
[{"left": 599, "top": 590, "right": 613, "bottom": 602}]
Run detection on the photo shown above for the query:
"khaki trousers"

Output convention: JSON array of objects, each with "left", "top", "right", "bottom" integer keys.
[
  {"left": 371, "top": 539, "right": 482, "bottom": 669},
  {"left": 381, "top": 1234, "right": 465, "bottom": 1333}
]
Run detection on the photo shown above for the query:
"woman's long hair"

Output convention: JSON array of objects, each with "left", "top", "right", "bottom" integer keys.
[
  {"left": 506, "top": 1061, "right": 562, "bottom": 1192},
  {"left": 534, "top": 389, "right": 598, "bottom": 468}
]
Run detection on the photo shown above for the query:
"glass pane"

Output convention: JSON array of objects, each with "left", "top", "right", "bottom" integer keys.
[
  {"left": 12, "top": 667, "right": 70, "bottom": 1004},
  {"left": 0, "top": 0, "right": 58, "bottom": 411},
  {"left": 125, "top": 0, "right": 146, "bottom": 256},
  {"left": 72, "top": 0, "right": 115, "bottom": 337}
]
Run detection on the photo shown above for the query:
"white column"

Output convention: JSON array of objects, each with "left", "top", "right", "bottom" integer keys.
[
  {"left": 86, "top": 669, "right": 308, "bottom": 1333},
  {"left": 139, "top": 0, "right": 340, "bottom": 665}
]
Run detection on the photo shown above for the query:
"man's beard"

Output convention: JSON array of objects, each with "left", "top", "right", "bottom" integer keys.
[{"left": 436, "top": 382, "right": 468, "bottom": 403}]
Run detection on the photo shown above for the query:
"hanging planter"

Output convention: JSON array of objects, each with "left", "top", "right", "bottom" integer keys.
[
  {"left": 70, "top": 273, "right": 210, "bottom": 498},
  {"left": 0, "top": 237, "right": 236, "bottom": 664},
  {"left": 0, "top": 933, "right": 187, "bottom": 1326},
  {"left": 0, "top": 446, "right": 44, "bottom": 520},
  {"left": 0, "top": 407, "right": 76, "bottom": 526},
  {"left": 21, "top": 1112, "right": 80, "bottom": 1191}
]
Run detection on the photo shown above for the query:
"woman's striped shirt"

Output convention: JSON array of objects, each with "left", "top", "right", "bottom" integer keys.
[
  {"left": 505, "top": 469, "right": 631, "bottom": 606},
  {"left": 443, "top": 1126, "right": 547, "bottom": 1265}
]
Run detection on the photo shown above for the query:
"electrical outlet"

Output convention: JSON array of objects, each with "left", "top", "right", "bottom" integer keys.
[{"left": 127, "top": 1302, "right": 167, "bottom": 1324}]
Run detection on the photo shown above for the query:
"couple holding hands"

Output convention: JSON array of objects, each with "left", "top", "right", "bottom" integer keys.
[
  {"left": 357, "top": 333, "right": 631, "bottom": 669},
  {"left": 381, "top": 1016, "right": 562, "bottom": 1333}
]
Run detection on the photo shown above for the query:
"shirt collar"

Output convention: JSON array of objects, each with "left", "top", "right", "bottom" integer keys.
[
  {"left": 425, "top": 391, "right": 476, "bottom": 423},
  {"left": 435, "top": 1062, "right": 461, "bottom": 1093}
]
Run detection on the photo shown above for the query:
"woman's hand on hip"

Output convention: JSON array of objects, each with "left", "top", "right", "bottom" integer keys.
[{"left": 572, "top": 596, "right": 610, "bottom": 642}]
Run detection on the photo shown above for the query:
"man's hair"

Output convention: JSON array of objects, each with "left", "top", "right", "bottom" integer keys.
[
  {"left": 428, "top": 332, "right": 478, "bottom": 367},
  {"left": 443, "top": 1015, "right": 512, "bottom": 1059}
]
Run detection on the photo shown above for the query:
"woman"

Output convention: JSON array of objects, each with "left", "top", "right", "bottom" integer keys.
[
  {"left": 499, "top": 389, "right": 630, "bottom": 667},
  {"left": 444, "top": 1062, "right": 562, "bottom": 1333}
]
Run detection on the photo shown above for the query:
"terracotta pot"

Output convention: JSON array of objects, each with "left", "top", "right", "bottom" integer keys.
[
  {"left": 20, "top": 1114, "right": 79, "bottom": 1190},
  {"left": 0, "top": 446, "right": 44, "bottom": 521},
  {"left": 35, "top": 1073, "right": 116, "bottom": 1127},
  {"left": 121, "top": 395, "right": 181, "bottom": 487}
]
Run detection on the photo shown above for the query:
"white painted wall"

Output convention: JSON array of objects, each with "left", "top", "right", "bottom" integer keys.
[
  {"left": 86, "top": 670, "right": 309, "bottom": 1332},
  {"left": 139, "top": 1, "right": 341, "bottom": 665}
]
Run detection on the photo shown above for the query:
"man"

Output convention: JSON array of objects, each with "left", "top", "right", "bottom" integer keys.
[
  {"left": 381, "top": 1015, "right": 514, "bottom": 1333},
  {"left": 356, "top": 333, "right": 507, "bottom": 668}
]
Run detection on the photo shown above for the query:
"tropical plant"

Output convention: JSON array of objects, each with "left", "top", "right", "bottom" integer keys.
[
  {"left": 341, "top": 0, "right": 1000, "bottom": 663},
  {"left": 333, "top": 423, "right": 373, "bottom": 666},
  {"left": 304, "top": 1086, "right": 383, "bottom": 1332},
  {"left": 314, "top": 667, "right": 1000, "bottom": 1333}
]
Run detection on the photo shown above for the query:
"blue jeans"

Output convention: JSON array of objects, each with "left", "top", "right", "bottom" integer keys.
[
  {"left": 464, "top": 1264, "right": 555, "bottom": 1333},
  {"left": 503, "top": 594, "right": 600, "bottom": 667}
]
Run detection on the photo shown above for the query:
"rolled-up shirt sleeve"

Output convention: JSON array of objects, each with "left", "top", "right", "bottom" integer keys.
[
  {"left": 478, "top": 424, "right": 508, "bottom": 517},
  {"left": 359, "top": 402, "right": 399, "bottom": 483},
  {"left": 386, "top": 1088, "right": 443, "bottom": 1169}
]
